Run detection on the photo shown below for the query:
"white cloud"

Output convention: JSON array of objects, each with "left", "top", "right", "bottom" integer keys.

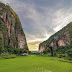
[
  {"left": 1, "top": 0, "right": 72, "bottom": 51},
  {"left": 26, "top": 32, "right": 51, "bottom": 43},
  {"left": 53, "top": 8, "right": 72, "bottom": 32},
  {"left": 0, "top": 0, "right": 10, "bottom": 4},
  {"left": 1, "top": 0, "right": 72, "bottom": 45}
]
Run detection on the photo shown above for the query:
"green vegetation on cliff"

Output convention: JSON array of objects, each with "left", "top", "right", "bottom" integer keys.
[
  {"left": 39, "top": 22, "right": 72, "bottom": 60},
  {"left": 0, "top": 35, "right": 4, "bottom": 54},
  {"left": 0, "top": 2, "right": 28, "bottom": 55},
  {"left": 0, "top": 20, "right": 8, "bottom": 44}
]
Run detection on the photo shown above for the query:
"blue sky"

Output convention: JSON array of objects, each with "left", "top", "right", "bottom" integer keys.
[{"left": 1, "top": 0, "right": 72, "bottom": 43}]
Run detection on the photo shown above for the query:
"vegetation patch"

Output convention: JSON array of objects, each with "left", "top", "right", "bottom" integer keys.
[
  {"left": 0, "top": 54, "right": 16, "bottom": 59},
  {"left": 0, "top": 55, "right": 72, "bottom": 72}
]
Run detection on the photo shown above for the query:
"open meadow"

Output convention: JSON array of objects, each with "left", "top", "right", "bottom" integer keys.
[{"left": 0, "top": 55, "right": 72, "bottom": 72}]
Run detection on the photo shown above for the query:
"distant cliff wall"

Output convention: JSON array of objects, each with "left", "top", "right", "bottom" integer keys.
[
  {"left": 0, "top": 3, "right": 28, "bottom": 51},
  {"left": 39, "top": 23, "right": 72, "bottom": 52}
]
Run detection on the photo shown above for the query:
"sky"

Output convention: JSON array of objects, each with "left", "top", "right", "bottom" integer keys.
[{"left": 1, "top": 0, "right": 72, "bottom": 51}]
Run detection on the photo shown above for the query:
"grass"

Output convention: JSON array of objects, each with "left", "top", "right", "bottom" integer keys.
[{"left": 0, "top": 55, "right": 72, "bottom": 72}]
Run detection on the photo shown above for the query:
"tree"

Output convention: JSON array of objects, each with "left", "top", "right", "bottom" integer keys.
[
  {"left": 0, "top": 35, "right": 4, "bottom": 55},
  {"left": 50, "top": 46, "right": 53, "bottom": 56},
  {"left": 66, "top": 49, "right": 72, "bottom": 57}
]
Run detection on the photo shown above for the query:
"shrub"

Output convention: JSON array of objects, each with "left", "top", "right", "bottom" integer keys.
[
  {"left": 57, "top": 54, "right": 65, "bottom": 58},
  {"left": 0, "top": 35, "right": 4, "bottom": 55},
  {"left": 40, "top": 52, "right": 44, "bottom": 56},
  {"left": 1, "top": 54, "right": 16, "bottom": 59},
  {"left": 66, "top": 49, "right": 72, "bottom": 57},
  {"left": 0, "top": 10, "right": 3, "bottom": 15},
  {"left": 4, "top": 44, "right": 24, "bottom": 55},
  {"left": 9, "top": 54, "right": 16, "bottom": 58},
  {"left": 44, "top": 54, "right": 48, "bottom": 56},
  {"left": 48, "top": 53, "right": 51, "bottom": 57},
  {"left": 28, "top": 51, "right": 32, "bottom": 55},
  {"left": 43, "top": 50, "right": 50, "bottom": 54},
  {"left": 13, "top": 48, "right": 23, "bottom": 55},
  {"left": 66, "top": 49, "right": 72, "bottom": 60},
  {"left": 67, "top": 57, "right": 72, "bottom": 60},
  {"left": 4, "top": 45, "right": 14, "bottom": 53}
]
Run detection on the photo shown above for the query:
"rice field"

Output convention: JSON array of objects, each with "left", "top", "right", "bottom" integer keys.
[{"left": 0, "top": 55, "right": 72, "bottom": 72}]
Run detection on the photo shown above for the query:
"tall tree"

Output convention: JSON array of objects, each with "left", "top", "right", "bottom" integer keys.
[
  {"left": 0, "top": 35, "right": 4, "bottom": 55},
  {"left": 50, "top": 46, "right": 53, "bottom": 56}
]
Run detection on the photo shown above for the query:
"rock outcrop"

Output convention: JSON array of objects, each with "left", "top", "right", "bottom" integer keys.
[
  {"left": 0, "top": 3, "right": 28, "bottom": 51},
  {"left": 39, "top": 23, "right": 72, "bottom": 52},
  {"left": 38, "top": 42, "right": 46, "bottom": 52}
]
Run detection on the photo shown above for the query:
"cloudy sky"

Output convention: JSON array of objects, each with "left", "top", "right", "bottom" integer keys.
[{"left": 1, "top": 0, "right": 72, "bottom": 50}]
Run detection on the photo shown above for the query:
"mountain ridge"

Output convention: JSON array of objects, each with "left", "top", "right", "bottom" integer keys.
[
  {"left": 39, "top": 22, "right": 72, "bottom": 52},
  {"left": 0, "top": 2, "right": 29, "bottom": 54}
]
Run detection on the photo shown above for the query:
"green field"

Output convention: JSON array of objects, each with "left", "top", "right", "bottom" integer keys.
[{"left": 0, "top": 55, "right": 72, "bottom": 72}]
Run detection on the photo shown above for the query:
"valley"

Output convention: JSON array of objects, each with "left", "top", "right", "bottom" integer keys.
[{"left": 0, "top": 55, "right": 72, "bottom": 72}]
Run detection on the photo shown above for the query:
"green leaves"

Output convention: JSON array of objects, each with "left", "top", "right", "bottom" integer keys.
[{"left": 0, "top": 35, "right": 4, "bottom": 55}]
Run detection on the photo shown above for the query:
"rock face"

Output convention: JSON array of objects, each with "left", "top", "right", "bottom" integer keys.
[
  {"left": 0, "top": 3, "right": 28, "bottom": 51},
  {"left": 38, "top": 43, "right": 46, "bottom": 52},
  {"left": 39, "top": 23, "right": 72, "bottom": 52}
]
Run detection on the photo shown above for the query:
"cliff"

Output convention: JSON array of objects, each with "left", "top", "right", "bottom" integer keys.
[
  {"left": 39, "top": 22, "right": 72, "bottom": 52},
  {"left": 0, "top": 3, "right": 28, "bottom": 52}
]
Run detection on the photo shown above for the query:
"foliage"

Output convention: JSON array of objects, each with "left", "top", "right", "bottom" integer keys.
[
  {"left": 1, "top": 53, "right": 16, "bottom": 59},
  {"left": 4, "top": 44, "right": 25, "bottom": 55},
  {"left": 55, "top": 46, "right": 71, "bottom": 54},
  {"left": 39, "top": 45, "right": 72, "bottom": 61},
  {"left": 10, "top": 7, "right": 24, "bottom": 34},
  {"left": 57, "top": 54, "right": 66, "bottom": 58},
  {"left": 0, "top": 2, "right": 10, "bottom": 11},
  {"left": 0, "top": 21, "right": 8, "bottom": 44},
  {"left": 0, "top": 35, "right": 4, "bottom": 55},
  {"left": 43, "top": 49, "right": 50, "bottom": 54},
  {"left": 4, "top": 45, "right": 14, "bottom": 53},
  {"left": 52, "top": 46, "right": 72, "bottom": 60},
  {"left": 10, "top": 7, "right": 28, "bottom": 49},
  {"left": 28, "top": 51, "right": 32, "bottom": 54},
  {"left": 39, "top": 22, "right": 72, "bottom": 57},
  {"left": 66, "top": 49, "right": 72, "bottom": 57},
  {"left": 13, "top": 48, "right": 24, "bottom": 55},
  {"left": 0, "top": 2, "right": 29, "bottom": 54},
  {"left": 0, "top": 10, "right": 3, "bottom": 15}
]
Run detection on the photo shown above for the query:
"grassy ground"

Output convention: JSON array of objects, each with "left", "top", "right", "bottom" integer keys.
[{"left": 0, "top": 55, "right": 72, "bottom": 72}]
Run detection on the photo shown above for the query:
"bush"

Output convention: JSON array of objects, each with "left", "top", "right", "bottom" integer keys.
[
  {"left": 40, "top": 52, "right": 44, "bottom": 56},
  {"left": 53, "top": 50, "right": 57, "bottom": 56},
  {"left": 0, "top": 35, "right": 4, "bottom": 55},
  {"left": 44, "top": 54, "right": 48, "bottom": 56},
  {"left": 57, "top": 54, "right": 65, "bottom": 58},
  {"left": 48, "top": 53, "right": 51, "bottom": 56},
  {"left": 10, "top": 54, "right": 16, "bottom": 58},
  {"left": 4, "top": 45, "right": 24, "bottom": 55},
  {"left": 56, "top": 46, "right": 71, "bottom": 54},
  {"left": 4, "top": 45, "right": 14, "bottom": 53},
  {"left": 43, "top": 50, "right": 50, "bottom": 54},
  {"left": 66, "top": 49, "right": 72, "bottom": 57},
  {"left": 65, "top": 49, "right": 72, "bottom": 60},
  {"left": 13, "top": 48, "right": 23, "bottom": 55},
  {"left": 0, "top": 10, "right": 3, "bottom": 15},
  {"left": 68, "top": 57, "right": 72, "bottom": 60},
  {"left": 1, "top": 53, "right": 16, "bottom": 59}
]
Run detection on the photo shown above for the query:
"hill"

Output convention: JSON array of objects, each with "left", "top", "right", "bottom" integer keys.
[
  {"left": 0, "top": 2, "right": 29, "bottom": 54},
  {"left": 39, "top": 22, "right": 72, "bottom": 57}
]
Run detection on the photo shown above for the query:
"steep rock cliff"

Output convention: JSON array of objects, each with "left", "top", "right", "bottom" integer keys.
[
  {"left": 0, "top": 3, "right": 28, "bottom": 51},
  {"left": 39, "top": 23, "right": 72, "bottom": 52}
]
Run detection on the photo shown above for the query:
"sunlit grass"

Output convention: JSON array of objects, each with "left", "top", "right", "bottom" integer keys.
[{"left": 0, "top": 55, "right": 72, "bottom": 72}]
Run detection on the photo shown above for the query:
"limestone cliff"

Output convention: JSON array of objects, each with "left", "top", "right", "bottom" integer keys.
[
  {"left": 39, "top": 23, "right": 72, "bottom": 52},
  {"left": 0, "top": 3, "right": 28, "bottom": 51}
]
